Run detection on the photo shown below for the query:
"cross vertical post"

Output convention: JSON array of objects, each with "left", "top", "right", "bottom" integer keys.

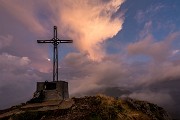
[
  {"left": 53, "top": 26, "right": 58, "bottom": 82},
  {"left": 37, "top": 26, "right": 73, "bottom": 82}
]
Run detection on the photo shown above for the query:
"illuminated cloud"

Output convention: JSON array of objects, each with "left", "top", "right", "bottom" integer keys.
[
  {"left": 127, "top": 21, "right": 180, "bottom": 62},
  {"left": 51, "top": 0, "right": 125, "bottom": 61},
  {"left": 172, "top": 50, "right": 180, "bottom": 55},
  {"left": 0, "top": 53, "right": 30, "bottom": 69},
  {"left": 0, "top": 0, "right": 125, "bottom": 61},
  {"left": 0, "top": 0, "right": 125, "bottom": 64}
]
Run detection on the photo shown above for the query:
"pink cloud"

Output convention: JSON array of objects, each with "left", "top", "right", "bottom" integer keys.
[
  {"left": 127, "top": 32, "right": 180, "bottom": 61},
  {"left": 47, "top": 0, "right": 125, "bottom": 61},
  {"left": 0, "top": 0, "right": 125, "bottom": 61}
]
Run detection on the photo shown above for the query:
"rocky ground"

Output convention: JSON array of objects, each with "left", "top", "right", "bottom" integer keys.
[{"left": 0, "top": 95, "right": 172, "bottom": 120}]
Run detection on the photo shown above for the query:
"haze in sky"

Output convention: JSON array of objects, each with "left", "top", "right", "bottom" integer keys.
[{"left": 0, "top": 0, "right": 180, "bottom": 119}]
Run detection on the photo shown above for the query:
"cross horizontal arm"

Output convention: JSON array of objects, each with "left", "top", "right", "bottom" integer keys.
[
  {"left": 60, "top": 40, "right": 73, "bottom": 43},
  {"left": 37, "top": 40, "right": 54, "bottom": 43}
]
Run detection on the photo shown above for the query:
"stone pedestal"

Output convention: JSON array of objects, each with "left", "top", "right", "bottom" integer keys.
[{"left": 34, "top": 81, "right": 69, "bottom": 101}]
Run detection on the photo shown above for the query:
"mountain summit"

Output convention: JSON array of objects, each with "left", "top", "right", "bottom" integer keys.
[{"left": 0, "top": 95, "right": 171, "bottom": 120}]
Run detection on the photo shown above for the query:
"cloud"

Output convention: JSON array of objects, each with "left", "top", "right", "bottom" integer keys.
[
  {"left": 0, "top": 0, "right": 125, "bottom": 61},
  {"left": 0, "top": 53, "right": 31, "bottom": 87},
  {"left": 127, "top": 28, "right": 180, "bottom": 62},
  {"left": 0, "top": 0, "right": 47, "bottom": 36},
  {"left": 124, "top": 90, "right": 175, "bottom": 109},
  {"left": 60, "top": 51, "right": 180, "bottom": 117},
  {"left": 0, "top": 53, "right": 44, "bottom": 109},
  {"left": 47, "top": 0, "right": 125, "bottom": 61},
  {"left": 60, "top": 52, "right": 131, "bottom": 96},
  {"left": 60, "top": 45, "right": 180, "bottom": 96},
  {"left": 126, "top": 28, "right": 180, "bottom": 85},
  {"left": 127, "top": 34, "right": 169, "bottom": 61},
  {"left": 55, "top": 34, "right": 180, "bottom": 116},
  {"left": 172, "top": 49, "right": 180, "bottom": 55},
  {"left": 0, "top": 53, "right": 30, "bottom": 68},
  {"left": 0, "top": 35, "right": 13, "bottom": 49},
  {"left": 135, "top": 3, "right": 165, "bottom": 23}
]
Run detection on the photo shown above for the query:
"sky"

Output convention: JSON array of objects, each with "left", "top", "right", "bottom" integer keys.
[{"left": 0, "top": 0, "right": 180, "bottom": 118}]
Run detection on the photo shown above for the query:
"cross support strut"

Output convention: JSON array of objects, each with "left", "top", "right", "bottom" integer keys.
[{"left": 37, "top": 26, "right": 73, "bottom": 82}]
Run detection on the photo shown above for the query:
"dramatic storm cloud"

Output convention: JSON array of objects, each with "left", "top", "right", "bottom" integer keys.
[
  {"left": 0, "top": 0, "right": 180, "bottom": 119},
  {"left": 55, "top": 0, "right": 124, "bottom": 61},
  {"left": 1, "top": 0, "right": 124, "bottom": 61}
]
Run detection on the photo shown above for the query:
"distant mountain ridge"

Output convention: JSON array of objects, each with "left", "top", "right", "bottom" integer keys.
[{"left": 0, "top": 95, "right": 172, "bottom": 120}]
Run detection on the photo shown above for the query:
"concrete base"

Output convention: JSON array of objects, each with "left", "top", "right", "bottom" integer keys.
[{"left": 34, "top": 81, "right": 69, "bottom": 101}]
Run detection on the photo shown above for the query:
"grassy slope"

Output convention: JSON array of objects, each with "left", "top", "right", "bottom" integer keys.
[{"left": 0, "top": 95, "right": 172, "bottom": 120}]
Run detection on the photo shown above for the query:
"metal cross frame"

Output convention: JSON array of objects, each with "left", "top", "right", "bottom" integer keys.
[{"left": 37, "top": 26, "right": 73, "bottom": 82}]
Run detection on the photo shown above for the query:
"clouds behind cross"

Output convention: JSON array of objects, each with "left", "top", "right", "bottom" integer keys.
[{"left": 37, "top": 26, "right": 73, "bottom": 82}]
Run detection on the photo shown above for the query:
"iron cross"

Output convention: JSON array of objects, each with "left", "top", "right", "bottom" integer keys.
[{"left": 37, "top": 26, "right": 73, "bottom": 82}]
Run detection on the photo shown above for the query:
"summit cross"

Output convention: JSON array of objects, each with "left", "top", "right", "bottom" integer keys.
[{"left": 37, "top": 26, "right": 73, "bottom": 82}]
